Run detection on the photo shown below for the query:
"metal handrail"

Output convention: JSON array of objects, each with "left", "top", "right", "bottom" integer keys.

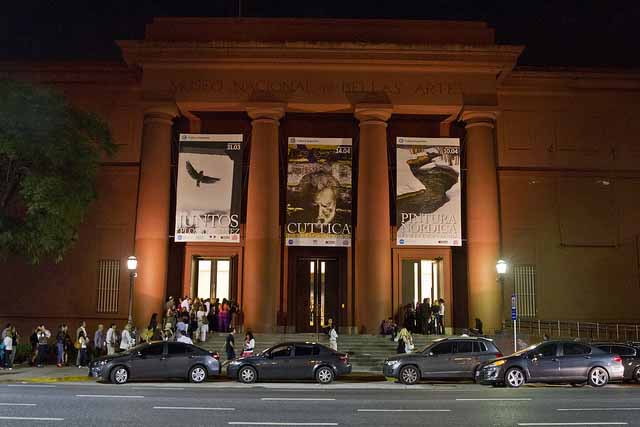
[{"left": 503, "top": 318, "right": 640, "bottom": 342}]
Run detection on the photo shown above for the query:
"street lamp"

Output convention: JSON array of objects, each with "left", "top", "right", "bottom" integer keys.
[
  {"left": 127, "top": 256, "right": 137, "bottom": 325},
  {"left": 496, "top": 259, "right": 508, "bottom": 275}
]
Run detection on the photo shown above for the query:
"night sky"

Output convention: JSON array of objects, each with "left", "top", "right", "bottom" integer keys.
[{"left": 2, "top": 0, "right": 639, "bottom": 68}]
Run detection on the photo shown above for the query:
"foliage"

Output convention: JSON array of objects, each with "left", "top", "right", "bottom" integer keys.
[{"left": 0, "top": 79, "right": 116, "bottom": 263}]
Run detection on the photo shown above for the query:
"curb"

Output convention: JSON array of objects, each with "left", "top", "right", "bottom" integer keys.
[{"left": 0, "top": 376, "right": 93, "bottom": 383}]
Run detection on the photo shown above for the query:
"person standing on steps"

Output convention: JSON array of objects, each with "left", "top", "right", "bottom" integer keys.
[
  {"left": 242, "top": 331, "right": 255, "bottom": 357},
  {"left": 225, "top": 328, "right": 236, "bottom": 361},
  {"left": 437, "top": 298, "right": 446, "bottom": 335}
]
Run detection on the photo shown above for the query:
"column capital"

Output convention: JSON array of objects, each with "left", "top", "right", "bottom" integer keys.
[
  {"left": 354, "top": 104, "right": 393, "bottom": 124},
  {"left": 143, "top": 103, "right": 179, "bottom": 125},
  {"left": 246, "top": 103, "right": 285, "bottom": 123},
  {"left": 460, "top": 108, "right": 499, "bottom": 129}
]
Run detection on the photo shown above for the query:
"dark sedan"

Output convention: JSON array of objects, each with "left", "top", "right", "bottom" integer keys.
[
  {"left": 383, "top": 336, "right": 503, "bottom": 385},
  {"left": 227, "top": 342, "right": 351, "bottom": 384},
  {"left": 477, "top": 340, "right": 624, "bottom": 388},
  {"left": 89, "top": 341, "right": 220, "bottom": 384},
  {"left": 593, "top": 342, "right": 640, "bottom": 382}
]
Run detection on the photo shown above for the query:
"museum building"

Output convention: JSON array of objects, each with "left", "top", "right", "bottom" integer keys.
[{"left": 2, "top": 18, "right": 640, "bottom": 335}]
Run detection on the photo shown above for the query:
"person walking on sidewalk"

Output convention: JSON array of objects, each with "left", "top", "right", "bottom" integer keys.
[
  {"left": 2, "top": 331, "right": 13, "bottom": 370},
  {"left": 36, "top": 324, "right": 51, "bottom": 367},
  {"left": 55, "top": 325, "right": 66, "bottom": 367},
  {"left": 225, "top": 328, "right": 236, "bottom": 361},
  {"left": 120, "top": 324, "right": 133, "bottom": 352},
  {"left": 106, "top": 324, "right": 117, "bottom": 355}
]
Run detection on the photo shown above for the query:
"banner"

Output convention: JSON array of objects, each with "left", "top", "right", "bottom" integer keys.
[
  {"left": 396, "top": 137, "right": 462, "bottom": 246},
  {"left": 286, "top": 137, "right": 352, "bottom": 247},
  {"left": 175, "top": 134, "right": 243, "bottom": 243}
]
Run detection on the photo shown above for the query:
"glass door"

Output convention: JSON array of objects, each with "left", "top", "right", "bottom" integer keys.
[
  {"left": 195, "top": 257, "right": 232, "bottom": 302},
  {"left": 295, "top": 258, "right": 339, "bottom": 333},
  {"left": 401, "top": 258, "right": 443, "bottom": 307}
]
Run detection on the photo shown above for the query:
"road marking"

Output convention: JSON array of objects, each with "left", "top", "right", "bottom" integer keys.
[
  {"left": 0, "top": 403, "right": 37, "bottom": 406},
  {"left": 132, "top": 387, "right": 185, "bottom": 391},
  {"left": 154, "top": 406, "right": 235, "bottom": 411},
  {"left": 558, "top": 408, "right": 640, "bottom": 412},
  {"left": 75, "top": 394, "right": 144, "bottom": 399},
  {"left": 456, "top": 398, "right": 532, "bottom": 401},
  {"left": 261, "top": 398, "right": 336, "bottom": 401},
  {"left": 518, "top": 423, "right": 628, "bottom": 426},
  {"left": 0, "top": 416, "right": 63, "bottom": 421},
  {"left": 228, "top": 423, "right": 338, "bottom": 426},
  {"left": 357, "top": 409, "right": 451, "bottom": 412},
  {"left": 7, "top": 384, "right": 56, "bottom": 388}
]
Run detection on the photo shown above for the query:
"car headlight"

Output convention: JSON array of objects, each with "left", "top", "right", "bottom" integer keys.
[
  {"left": 486, "top": 360, "right": 506, "bottom": 368},
  {"left": 97, "top": 360, "right": 109, "bottom": 366},
  {"left": 385, "top": 360, "right": 400, "bottom": 367},
  {"left": 229, "top": 361, "right": 241, "bottom": 366}
]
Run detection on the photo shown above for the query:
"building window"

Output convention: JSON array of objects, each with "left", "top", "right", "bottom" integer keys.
[
  {"left": 96, "top": 259, "right": 120, "bottom": 313},
  {"left": 514, "top": 264, "right": 536, "bottom": 318}
]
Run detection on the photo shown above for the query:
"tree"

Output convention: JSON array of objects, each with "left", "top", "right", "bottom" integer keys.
[{"left": 0, "top": 79, "right": 116, "bottom": 263}]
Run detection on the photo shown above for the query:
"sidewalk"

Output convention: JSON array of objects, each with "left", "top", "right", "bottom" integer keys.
[{"left": 0, "top": 363, "right": 384, "bottom": 383}]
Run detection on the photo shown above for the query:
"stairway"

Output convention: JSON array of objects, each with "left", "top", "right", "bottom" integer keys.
[{"left": 199, "top": 332, "right": 440, "bottom": 373}]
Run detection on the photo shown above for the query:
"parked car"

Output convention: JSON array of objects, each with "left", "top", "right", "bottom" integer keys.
[
  {"left": 477, "top": 340, "right": 624, "bottom": 388},
  {"left": 227, "top": 342, "right": 351, "bottom": 384},
  {"left": 592, "top": 342, "right": 640, "bottom": 382},
  {"left": 383, "top": 336, "right": 502, "bottom": 385},
  {"left": 89, "top": 341, "right": 220, "bottom": 384}
]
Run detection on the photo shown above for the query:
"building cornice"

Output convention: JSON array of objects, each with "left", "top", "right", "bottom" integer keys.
[
  {"left": 0, "top": 61, "right": 139, "bottom": 85},
  {"left": 117, "top": 40, "right": 523, "bottom": 76}
]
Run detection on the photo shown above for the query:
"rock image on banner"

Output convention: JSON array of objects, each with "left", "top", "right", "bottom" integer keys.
[
  {"left": 286, "top": 137, "right": 352, "bottom": 247},
  {"left": 175, "top": 134, "right": 243, "bottom": 242},
  {"left": 396, "top": 137, "right": 462, "bottom": 246}
]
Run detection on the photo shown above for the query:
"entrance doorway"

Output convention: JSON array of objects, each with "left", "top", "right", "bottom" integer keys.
[
  {"left": 294, "top": 258, "right": 340, "bottom": 333},
  {"left": 401, "top": 258, "right": 443, "bottom": 308},
  {"left": 194, "top": 257, "right": 233, "bottom": 302}
]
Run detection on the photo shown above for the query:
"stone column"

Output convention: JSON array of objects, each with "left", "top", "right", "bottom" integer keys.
[
  {"left": 461, "top": 110, "right": 502, "bottom": 332},
  {"left": 133, "top": 104, "right": 178, "bottom": 330},
  {"left": 243, "top": 104, "right": 284, "bottom": 333},
  {"left": 354, "top": 106, "right": 393, "bottom": 334}
]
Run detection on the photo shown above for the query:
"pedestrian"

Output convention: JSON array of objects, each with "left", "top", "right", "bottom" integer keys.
[
  {"left": 176, "top": 316, "right": 188, "bottom": 336},
  {"left": 78, "top": 330, "right": 88, "bottom": 367},
  {"left": 120, "top": 324, "right": 133, "bottom": 352},
  {"left": 197, "top": 304, "right": 208, "bottom": 342},
  {"left": 180, "top": 296, "right": 191, "bottom": 312},
  {"left": 93, "top": 324, "right": 105, "bottom": 357},
  {"left": 36, "top": 324, "right": 51, "bottom": 367},
  {"left": 430, "top": 300, "right": 440, "bottom": 334},
  {"left": 8, "top": 325, "right": 18, "bottom": 368},
  {"left": 212, "top": 298, "right": 220, "bottom": 332},
  {"left": 29, "top": 327, "right": 38, "bottom": 366},
  {"left": 421, "top": 298, "right": 431, "bottom": 334},
  {"left": 437, "top": 298, "right": 445, "bottom": 335},
  {"left": 75, "top": 321, "right": 87, "bottom": 366},
  {"left": 242, "top": 331, "right": 255, "bottom": 357},
  {"left": 328, "top": 325, "right": 338, "bottom": 351},
  {"left": 106, "top": 323, "right": 117, "bottom": 355},
  {"left": 396, "top": 328, "right": 414, "bottom": 354},
  {"left": 225, "top": 328, "right": 236, "bottom": 360},
  {"left": 219, "top": 299, "right": 230, "bottom": 333},
  {"left": 55, "top": 325, "right": 66, "bottom": 367},
  {"left": 2, "top": 331, "right": 12, "bottom": 370},
  {"left": 176, "top": 330, "right": 193, "bottom": 345},
  {"left": 166, "top": 296, "right": 175, "bottom": 312},
  {"left": 63, "top": 325, "right": 73, "bottom": 365}
]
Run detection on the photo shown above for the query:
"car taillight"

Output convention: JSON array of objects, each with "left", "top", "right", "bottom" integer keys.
[
  {"left": 612, "top": 355, "right": 622, "bottom": 363},
  {"left": 340, "top": 355, "right": 349, "bottom": 363},
  {"left": 211, "top": 352, "right": 220, "bottom": 360},
  {"left": 495, "top": 353, "right": 503, "bottom": 358}
]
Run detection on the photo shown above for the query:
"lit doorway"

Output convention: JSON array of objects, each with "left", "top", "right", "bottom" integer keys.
[
  {"left": 194, "top": 258, "right": 232, "bottom": 302},
  {"left": 401, "top": 259, "right": 443, "bottom": 308},
  {"left": 294, "top": 258, "right": 340, "bottom": 333}
]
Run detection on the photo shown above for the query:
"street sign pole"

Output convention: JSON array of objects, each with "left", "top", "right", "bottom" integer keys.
[{"left": 511, "top": 294, "right": 517, "bottom": 353}]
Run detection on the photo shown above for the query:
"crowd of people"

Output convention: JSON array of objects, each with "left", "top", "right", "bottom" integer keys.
[{"left": 400, "top": 298, "right": 446, "bottom": 335}]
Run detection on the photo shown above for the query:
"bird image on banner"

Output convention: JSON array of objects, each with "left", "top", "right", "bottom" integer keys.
[{"left": 186, "top": 160, "right": 220, "bottom": 187}]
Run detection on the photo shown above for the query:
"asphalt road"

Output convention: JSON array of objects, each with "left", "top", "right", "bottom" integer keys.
[{"left": 1, "top": 381, "right": 640, "bottom": 426}]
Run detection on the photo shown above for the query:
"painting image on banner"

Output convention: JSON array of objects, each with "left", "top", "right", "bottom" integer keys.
[
  {"left": 175, "top": 134, "right": 243, "bottom": 242},
  {"left": 286, "top": 137, "right": 352, "bottom": 247},
  {"left": 396, "top": 137, "right": 461, "bottom": 246}
]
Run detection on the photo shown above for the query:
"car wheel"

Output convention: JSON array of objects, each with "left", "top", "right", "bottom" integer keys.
[
  {"left": 315, "top": 366, "right": 335, "bottom": 384},
  {"left": 505, "top": 367, "right": 525, "bottom": 388},
  {"left": 110, "top": 366, "right": 129, "bottom": 385},
  {"left": 238, "top": 365, "right": 257, "bottom": 384},
  {"left": 588, "top": 367, "right": 609, "bottom": 387},
  {"left": 399, "top": 365, "right": 420, "bottom": 385},
  {"left": 189, "top": 365, "right": 208, "bottom": 383}
]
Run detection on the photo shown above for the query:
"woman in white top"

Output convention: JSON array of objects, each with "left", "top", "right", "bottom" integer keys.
[
  {"left": 197, "top": 305, "right": 208, "bottom": 342},
  {"left": 242, "top": 331, "right": 255, "bottom": 357},
  {"left": 119, "top": 324, "right": 133, "bottom": 351},
  {"left": 328, "top": 327, "right": 338, "bottom": 351},
  {"left": 3, "top": 332, "right": 13, "bottom": 369}
]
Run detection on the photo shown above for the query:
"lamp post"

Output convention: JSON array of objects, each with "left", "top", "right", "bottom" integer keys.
[
  {"left": 127, "top": 256, "right": 138, "bottom": 325},
  {"left": 496, "top": 259, "right": 514, "bottom": 351}
]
